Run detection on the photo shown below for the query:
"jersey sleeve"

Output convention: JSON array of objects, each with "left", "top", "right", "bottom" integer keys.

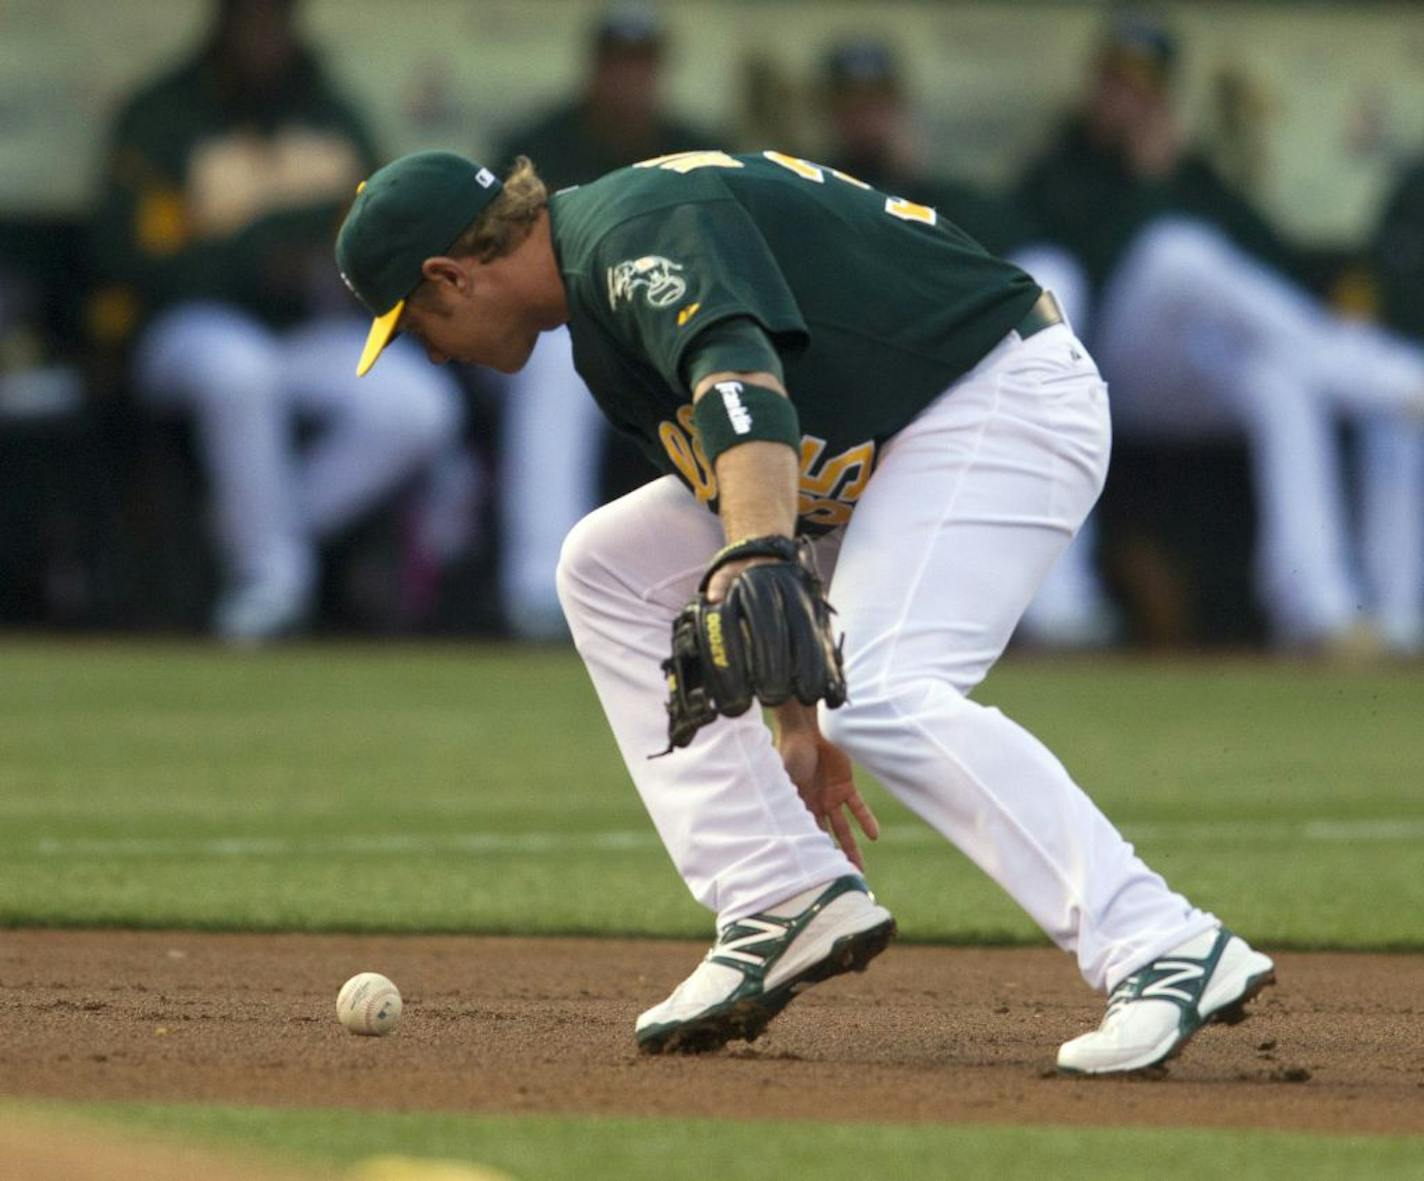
[{"left": 589, "top": 198, "right": 810, "bottom": 393}]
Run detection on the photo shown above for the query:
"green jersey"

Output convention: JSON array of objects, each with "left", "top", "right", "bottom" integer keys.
[
  {"left": 94, "top": 48, "right": 379, "bottom": 334},
  {"left": 550, "top": 149, "right": 1039, "bottom": 530}
]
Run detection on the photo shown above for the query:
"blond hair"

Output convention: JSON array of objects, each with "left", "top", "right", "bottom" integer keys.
[{"left": 446, "top": 156, "right": 548, "bottom": 263}]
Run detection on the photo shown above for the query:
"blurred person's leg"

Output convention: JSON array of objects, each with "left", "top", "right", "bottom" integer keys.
[
  {"left": 498, "top": 326, "right": 604, "bottom": 639},
  {"left": 1009, "top": 242, "right": 1119, "bottom": 647},
  {"left": 1359, "top": 415, "right": 1424, "bottom": 655},
  {"left": 280, "top": 319, "right": 471, "bottom": 625},
  {"left": 1095, "top": 218, "right": 1361, "bottom": 648},
  {"left": 279, "top": 319, "right": 465, "bottom": 537},
  {"left": 1307, "top": 316, "right": 1424, "bottom": 418},
  {"left": 133, "top": 301, "right": 311, "bottom": 640}
]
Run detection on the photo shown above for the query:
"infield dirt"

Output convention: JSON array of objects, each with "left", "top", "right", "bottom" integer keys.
[{"left": 3, "top": 930, "right": 1422, "bottom": 1134}]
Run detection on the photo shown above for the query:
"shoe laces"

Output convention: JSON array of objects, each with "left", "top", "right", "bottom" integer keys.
[{"left": 1104, "top": 973, "right": 1142, "bottom": 1020}]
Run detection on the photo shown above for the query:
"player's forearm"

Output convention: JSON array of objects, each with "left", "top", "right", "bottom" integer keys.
[
  {"left": 712, "top": 441, "right": 798, "bottom": 541},
  {"left": 693, "top": 369, "right": 798, "bottom": 542}
]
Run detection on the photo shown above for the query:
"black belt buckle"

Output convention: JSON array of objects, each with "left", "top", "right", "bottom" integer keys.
[{"left": 1015, "top": 291, "right": 1064, "bottom": 341}]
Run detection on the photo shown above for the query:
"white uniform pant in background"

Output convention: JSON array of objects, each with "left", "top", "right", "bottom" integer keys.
[
  {"left": 497, "top": 326, "right": 605, "bottom": 639},
  {"left": 1096, "top": 218, "right": 1424, "bottom": 646},
  {"left": 135, "top": 302, "right": 464, "bottom": 606},
  {"left": 558, "top": 322, "right": 1214, "bottom": 991},
  {"left": 1360, "top": 415, "right": 1424, "bottom": 653}
]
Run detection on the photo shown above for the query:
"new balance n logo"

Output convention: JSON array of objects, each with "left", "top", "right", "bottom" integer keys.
[
  {"left": 711, "top": 918, "right": 786, "bottom": 966},
  {"left": 1139, "top": 960, "right": 1207, "bottom": 1005}
]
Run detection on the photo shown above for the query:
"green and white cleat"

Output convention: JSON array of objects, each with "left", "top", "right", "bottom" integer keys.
[
  {"left": 1057, "top": 927, "right": 1276, "bottom": 1075},
  {"left": 636, "top": 875, "right": 896, "bottom": 1055}
]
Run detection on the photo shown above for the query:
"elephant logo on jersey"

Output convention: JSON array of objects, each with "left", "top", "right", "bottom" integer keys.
[{"left": 607, "top": 256, "right": 688, "bottom": 310}]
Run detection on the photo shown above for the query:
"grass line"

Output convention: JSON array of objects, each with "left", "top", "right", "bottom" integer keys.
[{"left": 9, "top": 1101, "right": 1421, "bottom": 1181}]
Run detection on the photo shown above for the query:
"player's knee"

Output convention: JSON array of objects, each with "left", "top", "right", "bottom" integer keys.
[
  {"left": 1136, "top": 217, "right": 1234, "bottom": 285},
  {"left": 554, "top": 507, "right": 614, "bottom": 614},
  {"left": 138, "top": 303, "right": 282, "bottom": 408},
  {"left": 166, "top": 342, "right": 280, "bottom": 412}
]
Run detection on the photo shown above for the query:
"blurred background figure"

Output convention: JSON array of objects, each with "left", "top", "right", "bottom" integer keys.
[
  {"left": 817, "top": 36, "right": 1119, "bottom": 648},
  {"left": 490, "top": 4, "right": 720, "bottom": 640},
  {"left": 91, "top": 0, "right": 468, "bottom": 643},
  {"left": 1017, "top": 12, "right": 1424, "bottom": 656},
  {"left": 0, "top": 253, "right": 92, "bottom": 626},
  {"left": 1362, "top": 161, "right": 1424, "bottom": 655},
  {"left": 819, "top": 39, "right": 1040, "bottom": 261},
  {"left": 5, "top": 0, "right": 1422, "bottom": 655}
]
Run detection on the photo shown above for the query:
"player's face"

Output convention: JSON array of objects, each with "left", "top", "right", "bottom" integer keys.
[
  {"left": 1086, "top": 63, "right": 1157, "bottom": 145},
  {"left": 220, "top": 0, "right": 300, "bottom": 90},
  {"left": 401, "top": 260, "right": 544, "bottom": 375},
  {"left": 829, "top": 88, "right": 903, "bottom": 160},
  {"left": 589, "top": 46, "right": 661, "bottom": 124}
]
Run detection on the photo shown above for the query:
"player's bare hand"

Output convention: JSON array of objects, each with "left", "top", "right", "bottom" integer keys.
[
  {"left": 703, "top": 554, "right": 777, "bottom": 603},
  {"left": 775, "top": 705, "right": 879, "bottom": 871}
]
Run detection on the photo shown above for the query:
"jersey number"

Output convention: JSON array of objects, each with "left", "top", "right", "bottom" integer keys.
[
  {"left": 636, "top": 150, "right": 936, "bottom": 224},
  {"left": 660, "top": 412, "right": 876, "bottom": 526}
]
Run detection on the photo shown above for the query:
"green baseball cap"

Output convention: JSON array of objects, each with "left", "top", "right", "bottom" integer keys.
[{"left": 336, "top": 151, "right": 503, "bottom": 376}]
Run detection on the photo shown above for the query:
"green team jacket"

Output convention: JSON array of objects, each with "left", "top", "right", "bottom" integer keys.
[
  {"left": 549, "top": 150, "right": 1040, "bottom": 531},
  {"left": 92, "top": 47, "right": 379, "bottom": 333},
  {"left": 1017, "top": 117, "right": 1307, "bottom": 298},
  {"left": 1372, "top": 158, "right": 1424, "bottom": 340},
  {"left": 495, "top": 100, "right": 721, "bottom": 194}
]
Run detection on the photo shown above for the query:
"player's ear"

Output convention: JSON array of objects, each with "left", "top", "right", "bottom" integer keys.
[{"left": 420, "top": 255, "right": 469, "bottom": 296}]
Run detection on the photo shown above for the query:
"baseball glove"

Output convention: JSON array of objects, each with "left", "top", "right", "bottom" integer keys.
[{"left": 655, "top": 535, "right": 846, "bottom": 754}]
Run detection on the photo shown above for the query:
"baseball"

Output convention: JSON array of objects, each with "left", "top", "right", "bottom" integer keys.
[{"left": 337, "top": 971, "right": 403, "bottom": 1036}]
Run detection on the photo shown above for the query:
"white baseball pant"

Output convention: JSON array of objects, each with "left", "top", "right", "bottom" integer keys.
[
  {"left": 1008, "top": 243, "right": 1117, "bottom": 645},
  {"left": 557, "top": 320, "right": 1216, "bottom": 991},
  {"left": 135, "top": 302, "right": 465, "bottom": 598},
  {"left": 496, "top": 325, "right": 605, "bottom": 639}
]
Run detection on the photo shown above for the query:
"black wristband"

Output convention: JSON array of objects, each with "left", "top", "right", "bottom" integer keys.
[{"left": 691, "top": 379, "right": 801, "bottom": 463}]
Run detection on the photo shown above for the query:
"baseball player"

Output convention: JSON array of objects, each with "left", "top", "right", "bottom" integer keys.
[{"left": 336, "top": 148, "right": 1275, "bottom": 1073}]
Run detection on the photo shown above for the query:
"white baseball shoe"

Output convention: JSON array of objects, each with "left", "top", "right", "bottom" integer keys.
[
  {"left": 212, "top": 573, "right": 311, "bottom": 645},
  {"left": 1057, "top": 927, "right": 1276, "bottom": 1075},
  {"left": 635, "top": 875, "right": 896, "bottom": 1054}
]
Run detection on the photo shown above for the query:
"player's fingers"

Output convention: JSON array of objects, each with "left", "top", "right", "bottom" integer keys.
[
  {"left": 828, "top": 807, "right": 864, "bottom": 871},
  {"left": 847, "top": 791, "right": 880, "bottom": 841}
]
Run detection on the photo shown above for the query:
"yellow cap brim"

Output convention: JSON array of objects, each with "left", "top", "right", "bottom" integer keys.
[{"left": 356, "top": 300, "right": 405, "bottom": 377}]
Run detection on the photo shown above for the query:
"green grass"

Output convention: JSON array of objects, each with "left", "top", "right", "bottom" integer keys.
[
  {"left": 2, "top": 640, "right": 1422, "bottom": 947},
  {"left": 10, "top": 1101, "right": 1421, "bottom": 1181}
]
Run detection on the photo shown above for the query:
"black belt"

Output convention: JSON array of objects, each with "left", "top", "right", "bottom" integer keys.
[{"left": 1014, "top": 290, "right": 1065, "bottom": 341}]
